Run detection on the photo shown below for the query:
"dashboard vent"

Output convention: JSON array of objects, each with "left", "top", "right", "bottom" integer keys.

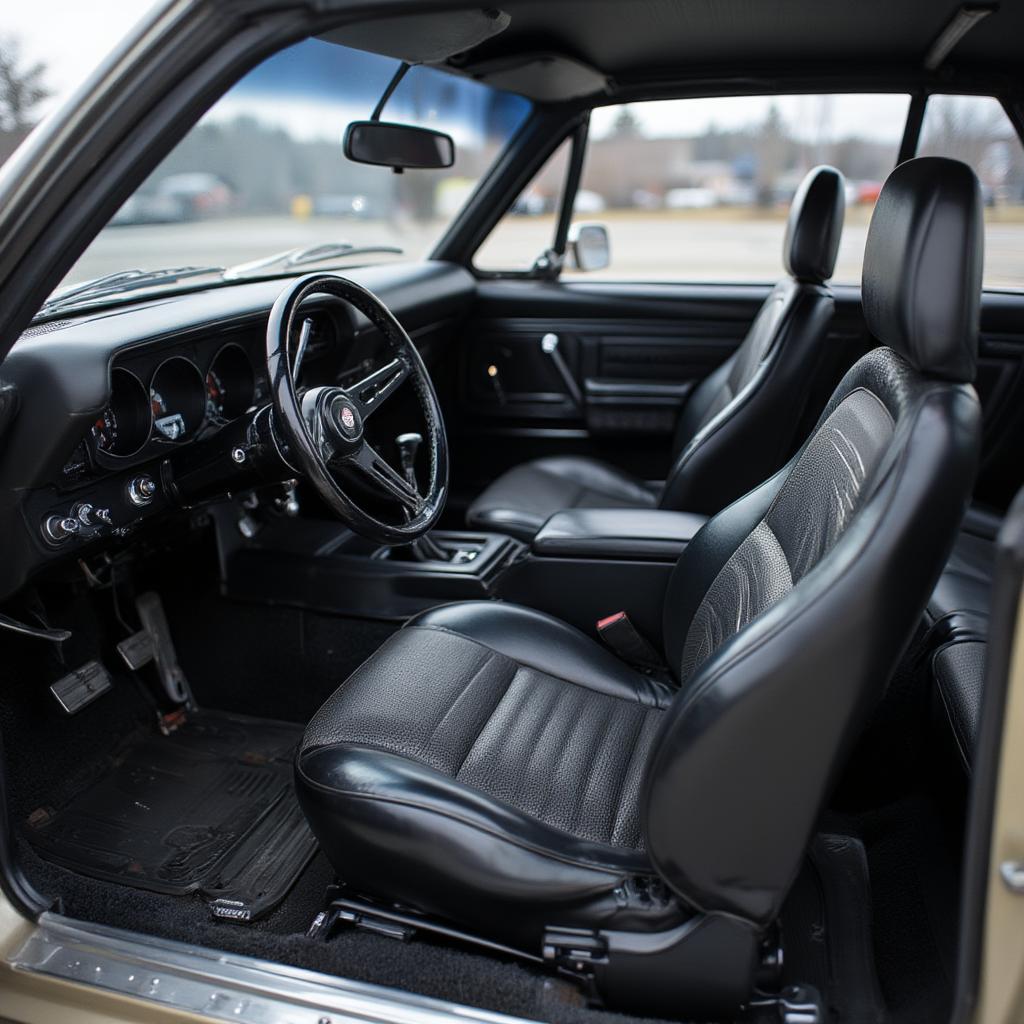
[{"left": 21, "top": 319, "right": 77, "bottom": 338}]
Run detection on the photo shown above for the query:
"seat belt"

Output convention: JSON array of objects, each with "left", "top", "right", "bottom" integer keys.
[{"left": 596, "top": 611, "right": 663, "bottom": 671}]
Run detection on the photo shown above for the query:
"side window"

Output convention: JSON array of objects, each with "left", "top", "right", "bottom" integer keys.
[
  {"left": 474, "top": 139, "right": 571, "bottom": 271},
  {"left": 561, "top": 95, "right": 910, "bottom": 284},
  {"left": 917, "top": 95, "right": 1024, "bottom": 290}
]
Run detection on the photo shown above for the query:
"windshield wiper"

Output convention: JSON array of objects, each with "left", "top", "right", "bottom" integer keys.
[
  {"left": 224, "top": 242, "right": 404, "bottom": 280},
  {"left": 39, "top": 265, "right": 225, "bottom": 317}
]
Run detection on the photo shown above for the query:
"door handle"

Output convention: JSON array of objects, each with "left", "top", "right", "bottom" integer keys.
[{"left": 540, "top": 333, "right": 582, "bottom": 408}]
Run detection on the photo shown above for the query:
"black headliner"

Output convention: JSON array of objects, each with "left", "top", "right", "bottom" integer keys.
[{"left": 451, "top": 0, "right": 1023, "bottom": 87}]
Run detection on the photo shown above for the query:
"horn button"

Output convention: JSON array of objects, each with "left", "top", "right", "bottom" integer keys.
[{"left": 324, "top": 392, "right": 363, "bottom": 448}]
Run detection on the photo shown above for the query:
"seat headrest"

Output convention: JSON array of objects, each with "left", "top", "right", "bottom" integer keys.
[
  {"left": 862, "top": 157, "right": 982, "bottom": 383},
  {"left": 783, "top": 165, "right": 845, "bottom": 284}
]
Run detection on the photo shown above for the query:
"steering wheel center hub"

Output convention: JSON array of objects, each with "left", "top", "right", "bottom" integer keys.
[{"left": 329, "top": 393, "right": 363, "bottom": 443}]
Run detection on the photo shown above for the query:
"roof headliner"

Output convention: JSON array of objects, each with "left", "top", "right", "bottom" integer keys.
[{"left": 440, "top": 0, "right": 1023, "bottom": 96}]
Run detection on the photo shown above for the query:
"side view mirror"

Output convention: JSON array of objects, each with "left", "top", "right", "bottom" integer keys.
[
  {"left": 568, "top": 223, "right": 610, "bottom": 272},
  {"left": 344, "top": 121, "right": 455, "bottom": 170}
]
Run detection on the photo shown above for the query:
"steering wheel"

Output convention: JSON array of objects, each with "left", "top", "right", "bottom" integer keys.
[{"left": 266, "top": 273, "right": 448, "bottom": 545}]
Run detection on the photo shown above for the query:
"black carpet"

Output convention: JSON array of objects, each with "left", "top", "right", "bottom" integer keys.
[{"left": 0, "top": 563, "right": 958, "bottom": 1024}]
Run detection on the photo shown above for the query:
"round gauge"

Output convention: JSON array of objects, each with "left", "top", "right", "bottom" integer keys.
[
  {"left": 206, "top": 343, "right": 255, "bottom": 421},
  {"left": 91, "top": 368, "right": 151, "bottom": 457},
  {"left": 149, "top": 357, "right": 206, "bottom": 442}
]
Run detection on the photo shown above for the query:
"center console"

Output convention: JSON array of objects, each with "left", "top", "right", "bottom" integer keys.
[
  {"left": 496, "top": 509, "right": 707, "bottom": 648},
  {"left": 217, "top": 508, "right": 524, "bottom": 620},
  {"left": 216, "top": 500, "right": 706, "bottom": 645}
]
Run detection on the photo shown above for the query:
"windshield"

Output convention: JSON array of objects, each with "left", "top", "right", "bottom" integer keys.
[{"left": 58, "top": 38, "right": 532, "bottom": 292}]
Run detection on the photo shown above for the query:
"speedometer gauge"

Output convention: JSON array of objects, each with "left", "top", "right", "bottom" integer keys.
[
  {"left": 206, "top": 344, "right": 255, "bottom": 421},
  {"left": 91, "top": 368, "right": 151, "bottom": 458},
  {"left": 149, "top": 357, "right": 206, "bottom": 442}
]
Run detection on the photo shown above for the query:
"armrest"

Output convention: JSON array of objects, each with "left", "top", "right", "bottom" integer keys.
[{"left": 532, "top": 509, "right": 708, "bottom": 561}]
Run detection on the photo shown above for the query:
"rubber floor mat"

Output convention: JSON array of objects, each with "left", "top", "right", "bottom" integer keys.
[{"left": 26, "top": 711, "right": 317, "bottom": 921}]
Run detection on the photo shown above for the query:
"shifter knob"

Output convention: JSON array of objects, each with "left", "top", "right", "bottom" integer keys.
[{"left": 395, "top": 432, "right": 423, "bottom": 489}]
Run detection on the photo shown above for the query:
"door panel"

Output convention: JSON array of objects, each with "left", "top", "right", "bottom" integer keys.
[
  {"left": 454, "top": 281, "right": 736, "bottom": 504},
  {"left": 450, "top": 278, "right": 1024, "bottom": 516},
  {"left": 450, "top": 278, "right": 866, "bottom": 500}
]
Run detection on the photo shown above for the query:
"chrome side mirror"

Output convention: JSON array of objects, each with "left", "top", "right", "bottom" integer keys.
[{"left": 568, "top": 223, "right": 610, "bottom": 272}]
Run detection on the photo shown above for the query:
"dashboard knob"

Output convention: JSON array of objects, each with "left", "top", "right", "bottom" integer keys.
[
  {"left": 43, "top": 515, "right": 81, "bottom": 544},
  {"left": 73, "top": 502, "right": 94, "bottom": 526},
  {"left": 127, "top": 474, "right": 157, "bottom": 507}
]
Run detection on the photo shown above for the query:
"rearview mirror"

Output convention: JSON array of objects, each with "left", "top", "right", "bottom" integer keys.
[
  {"left": 568, "top": 223, "right": 610, "bottom": 272},
  {"left": 344, "top": 121, "right": 455, "bottom": 170}
]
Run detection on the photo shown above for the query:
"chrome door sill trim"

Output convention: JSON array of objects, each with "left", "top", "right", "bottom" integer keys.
[{"left": 9, "top": 912, "right": 539, "bottom": 1024}]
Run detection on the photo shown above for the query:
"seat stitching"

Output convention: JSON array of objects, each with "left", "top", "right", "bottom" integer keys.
[
  {"left": 419, "top": 649, "right": 502, "bottom": 761},
  {"left": 565, "top": 694, "right": 617, "bottom": 840},
  {"left": 607, "top": 707, "right": 652, "bottom": 845},
  {"left": 453, "top": 662, "right": 521, "bottom": 778},
  {"left": 506, "top": 676, "right": 565, "bottom": 809},
  {"left": 408, "top": 623, "right": 650, "bottom": 705},
  {"left": 535, "top": 684, "right": 594, "bottom": 826}
]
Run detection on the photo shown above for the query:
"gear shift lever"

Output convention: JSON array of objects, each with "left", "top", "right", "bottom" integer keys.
[
  {"left": 395, "top": 432, "right": 423, "bottom": 490},
  {"left": 394, "top": 433, "right": 448, "bottom": 561}
]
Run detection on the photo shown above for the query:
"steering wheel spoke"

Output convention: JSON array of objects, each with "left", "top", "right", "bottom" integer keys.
[
  {"left": 348, "top": 441, "right": 423, "bottom": 513},
  {"left": 348, "top": 357, "right": 411, "bottom": 419}
]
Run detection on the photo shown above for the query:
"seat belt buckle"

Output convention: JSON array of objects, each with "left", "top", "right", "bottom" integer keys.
[{"left": 596, "top": 611, "right": 662, "bottom": 670}]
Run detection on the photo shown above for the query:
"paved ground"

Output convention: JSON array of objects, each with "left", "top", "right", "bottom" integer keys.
[{"left": 63, "top": 209, "right": 1024, "bottom": 291}]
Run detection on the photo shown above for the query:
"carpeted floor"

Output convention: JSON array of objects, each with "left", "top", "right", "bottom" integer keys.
[{"left": 0, "top": 570, "right": 958, "bottom": 1024}]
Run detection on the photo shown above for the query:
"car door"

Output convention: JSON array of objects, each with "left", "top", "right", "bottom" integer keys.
[
  {"left": 444, "top": 93, "right": 911, "bottom": 503},
  {"left": 444, "top": 91, "right": 1024, "bottom": 514}
]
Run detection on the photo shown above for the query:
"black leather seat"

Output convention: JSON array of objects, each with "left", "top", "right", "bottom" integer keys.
[
  {"left": 925, "top": 506, "right": 1001, "bottom": 772},
  {"left": 927, "top": 506, "right": 1000, "bottom": 630},
  {"left": 296, "top": 157, "right": 983, "bottom": 1017},
  {"left": 466, "top": 165, "right": 847, "bottom": 541}
]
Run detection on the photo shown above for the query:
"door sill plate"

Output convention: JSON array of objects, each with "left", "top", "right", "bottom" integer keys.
[{"left": 9, "top": 912, "right": 534, "bottom": 1024}]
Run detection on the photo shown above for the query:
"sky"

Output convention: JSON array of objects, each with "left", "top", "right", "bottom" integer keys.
[{"left": 3, "top": 1, "right": 158, "bottom": 116}]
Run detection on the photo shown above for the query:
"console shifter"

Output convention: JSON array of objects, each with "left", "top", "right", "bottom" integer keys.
[
  {"left": 395, "top": 432, "right": 423, "bottom": 490},
  {"left": 394, "top": 432, "right": 449, "bottom": 562}
]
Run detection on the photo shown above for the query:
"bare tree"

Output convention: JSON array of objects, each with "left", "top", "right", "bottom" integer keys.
[{"left": 0, "top": 35, "right": 51, "bottom": 132}]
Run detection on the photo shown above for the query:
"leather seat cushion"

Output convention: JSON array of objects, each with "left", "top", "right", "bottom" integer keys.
[
  {"left": 466, "top": 456, "right": 658, "bottom": 541},
  {"left": 927, "top": 527, "right": 996, "bottom": 624},
  {"left": 295, "top": 602, "right": 684, "bottom": 947}
]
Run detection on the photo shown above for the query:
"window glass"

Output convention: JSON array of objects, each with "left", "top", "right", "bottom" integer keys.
[
  {"left": 917, "top": 94, "right": 1024, "bottom": 290},
  {"left": 526, "top": 94, "right": 909, "bottom": 284},
  {"left": 59, "top": 39, "right": 532, "bottom": 289},
  {"left": 474, "top": 140, "right": 571, "bottom": 270}
]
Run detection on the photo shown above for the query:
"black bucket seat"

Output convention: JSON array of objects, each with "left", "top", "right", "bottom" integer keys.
[{"left": 295, "top": 158, "right": 982, "bottom": 1016}]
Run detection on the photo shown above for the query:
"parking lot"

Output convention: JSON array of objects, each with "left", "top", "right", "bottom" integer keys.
[{"left": 64, "top": 207, "right": 1024, "bottom": 290}]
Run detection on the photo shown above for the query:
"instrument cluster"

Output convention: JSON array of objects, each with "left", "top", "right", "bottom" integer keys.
[{"left": 88, "top": 341, "right": 260, "bottom": 466}]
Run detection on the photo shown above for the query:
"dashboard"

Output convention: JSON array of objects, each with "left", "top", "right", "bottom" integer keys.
[{"left": 0, "top": 261, "right": 475, "bottom": 599}]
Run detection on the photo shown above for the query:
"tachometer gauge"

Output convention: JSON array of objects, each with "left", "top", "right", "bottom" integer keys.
[
  {"left": 206, "top": 343, "right": 256, "bottom": 421},
  {"left": 90, "top": 368, "right": 151, "bottom": 458},
  {"left": 149, "top": 357, "right": 206, "bottom": 442},
  {"left": 205, "top": 370, "right": 226, "bottom": 419}
]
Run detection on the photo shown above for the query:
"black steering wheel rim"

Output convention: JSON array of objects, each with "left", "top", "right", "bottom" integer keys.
[{"left": 267, "top": 273, "right": 448, "bottom": 545}]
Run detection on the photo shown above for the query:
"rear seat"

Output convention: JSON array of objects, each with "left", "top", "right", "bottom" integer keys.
[{"left": 925, "top": 505, "right": 1001, "bottom": 772}]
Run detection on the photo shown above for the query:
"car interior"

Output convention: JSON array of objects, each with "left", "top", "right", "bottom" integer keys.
[{"left": 0, "top": 2, "right": 1023, "bottom": 1023}]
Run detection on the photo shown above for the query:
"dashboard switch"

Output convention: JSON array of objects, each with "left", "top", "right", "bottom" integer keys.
[
  {"left": 127, "top": 474, "right": 157, "bottom": 507},
  {"left": 43, "top": 515, "right": 82, "bottom": 544}
]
